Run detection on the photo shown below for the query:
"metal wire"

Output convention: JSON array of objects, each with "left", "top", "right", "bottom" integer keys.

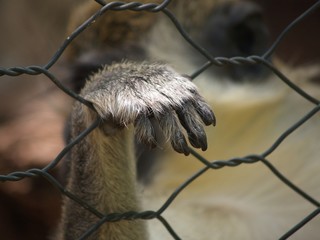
[{"left": 0, "top": 0, "right": 320, "bottom": 239}]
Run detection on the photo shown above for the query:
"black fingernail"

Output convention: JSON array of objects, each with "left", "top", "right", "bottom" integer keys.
[
  {"left": 193, "top": 101, "right": 216, "bottom": 126},
  {"left": 172, "top": 133, "right": 190, "bottom": 156}
]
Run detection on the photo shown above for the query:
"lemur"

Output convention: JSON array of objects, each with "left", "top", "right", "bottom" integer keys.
[{"left": 57, "top": 0, "right": 320, "bottom": 239}]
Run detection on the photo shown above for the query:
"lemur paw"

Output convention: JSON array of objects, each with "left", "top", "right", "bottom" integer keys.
[{"left": 82, "top": 61, "right": 215, "bottom": 155}]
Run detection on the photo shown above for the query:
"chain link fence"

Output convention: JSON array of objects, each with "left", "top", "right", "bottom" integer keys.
[{"left": 1, "top": 0, "right": 320, "bottom": 239}]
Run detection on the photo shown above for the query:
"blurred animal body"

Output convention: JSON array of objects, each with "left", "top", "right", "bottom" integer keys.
[{"left": 57, "top": 1, "right": 320, "bottom": 239}]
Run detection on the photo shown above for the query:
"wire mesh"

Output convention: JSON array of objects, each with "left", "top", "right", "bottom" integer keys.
[{"left": 1, "top": 0, "right": 320, "bottom": 239}]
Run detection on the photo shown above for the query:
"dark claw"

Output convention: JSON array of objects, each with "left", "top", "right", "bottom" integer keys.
[
  {"left": 176, "top": 104, "right": 208, "bottom": 151},
  {"left": 171, "top": 130, "right": 190, "bottom": 156},
  {"left": 134, "top": 115, "right": 157, "bottom": 148},
  {"left": 187, "top": 125, "right": 208, "bottom": 151},
  {"left": 157, "top": 111, "right": 191, "bottom": 155},
  {"left": 193, "top": 99, "right": 216, "bottom": 126}
]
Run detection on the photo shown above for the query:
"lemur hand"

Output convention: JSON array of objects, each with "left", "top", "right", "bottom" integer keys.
[{"left": 81, "top": 61, "right": 216, "bottom": 155}]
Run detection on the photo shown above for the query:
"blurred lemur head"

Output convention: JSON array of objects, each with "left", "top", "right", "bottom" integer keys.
[{"left": 66, "top": 0, "right": 271, "bottom": 92}]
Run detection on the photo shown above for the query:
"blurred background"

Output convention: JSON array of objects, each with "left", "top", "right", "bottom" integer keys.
[
  {"left": 0, "top": 0, "right": 319, "bottom": 239},
  {"left": 0, "top": 1, "right": 75, "bottom": 239}
]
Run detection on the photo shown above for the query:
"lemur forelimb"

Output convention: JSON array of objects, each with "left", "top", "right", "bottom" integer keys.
[
  {"left": 58, "top": 61, "right": 215, "bottom": 239},
  {"left": 56, "top": 1, "right": 320, "bottom": 239}
]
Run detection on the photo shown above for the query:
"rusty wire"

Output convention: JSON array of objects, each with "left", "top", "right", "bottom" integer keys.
[{"left": 1, "top": 0, "right": 320, "bottom": 239}]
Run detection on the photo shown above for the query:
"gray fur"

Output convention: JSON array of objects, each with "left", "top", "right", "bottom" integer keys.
[{"left": 58, "top": 61, "right": 215, "bottom": 239}]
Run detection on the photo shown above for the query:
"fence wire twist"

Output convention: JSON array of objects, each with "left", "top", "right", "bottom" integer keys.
[{"left": 1, "top": 0, "right": 320, "bottom": 239}]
